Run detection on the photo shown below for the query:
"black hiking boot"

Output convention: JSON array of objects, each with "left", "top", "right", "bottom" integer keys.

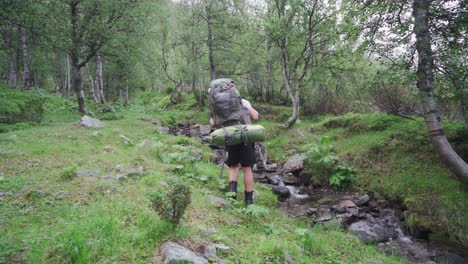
[
  {"left": 245, "top": 191, "right": 254, "bottom": 205},
  {"left": 228, "top": 181, "right": 238, "bottom": 200}
]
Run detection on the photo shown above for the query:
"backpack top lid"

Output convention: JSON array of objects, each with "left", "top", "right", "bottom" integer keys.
[{"left": 209, "top": 78, "right": 235, "bottom": 94}]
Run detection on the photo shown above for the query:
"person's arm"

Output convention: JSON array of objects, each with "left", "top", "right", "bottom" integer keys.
[
  {"left": 242, "top": 99, "right": 259, "bottom": 121},
  {"left": 209, "top": 117, "right": 215, "bottom": 128},
  {"left": 248, "top": 106, "right": 259, "bottom": 121}
]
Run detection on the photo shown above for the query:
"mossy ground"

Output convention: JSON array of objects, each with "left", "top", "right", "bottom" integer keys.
[{"left": 1, "top": 91, "right": 465, "bottom": 263}]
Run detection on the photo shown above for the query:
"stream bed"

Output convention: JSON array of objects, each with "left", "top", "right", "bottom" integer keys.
[{"left": 168, "top": 123, "right": 468, "bottom": 264}]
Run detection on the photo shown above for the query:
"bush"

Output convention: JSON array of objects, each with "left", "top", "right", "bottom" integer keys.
[
  {"left": 304, "top": 137, "right": 355, "bottom": 188},
  {"left": 60, "top": 166, "right": 77, "bottom": 180},
  {"left": 87, "top": 103, "right": 124, "bottom": 120},
  {"left": 147, "top": 180, "right": 191, "bottom": 226},
  {"left": 0, "top": 85, "right": 45, "bottom": 124}
]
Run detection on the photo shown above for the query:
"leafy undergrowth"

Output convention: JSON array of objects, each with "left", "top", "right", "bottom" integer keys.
[
  {"left": 302, "top": 113, "right": 468, "bottom": 247},
  {"left": 0, "top": 92, "right": 404, "bottom": 263}
]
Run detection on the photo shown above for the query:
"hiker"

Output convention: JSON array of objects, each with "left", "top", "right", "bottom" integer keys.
[{"left": 208, "top": 78, "right": 259, "bottom": 205}]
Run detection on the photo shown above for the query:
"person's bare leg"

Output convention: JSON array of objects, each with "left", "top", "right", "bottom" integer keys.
[
  {"left": 229, "top": 164, "right": 241, "bottom": 182},
  {"left": 242, "top": 166, "right": 254, "bottom": 192}
]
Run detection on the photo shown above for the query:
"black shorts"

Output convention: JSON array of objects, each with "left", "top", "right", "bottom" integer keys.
[{"left": 225, "top": 143, "right": 255, "bottom": 167}]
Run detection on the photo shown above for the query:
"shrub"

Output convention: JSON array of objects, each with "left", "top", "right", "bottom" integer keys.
[
  {"left": 60, "top": 166, "right": 77, "bottom": 180},
  {"left": 304, "top": 137, "right": 356, "bottom": 188},
  {"left": 147, "top": 180, "right": 191, "bottom": 226},
  {"left": 0, "top": 85, "right": 45, "bottom": 124}
]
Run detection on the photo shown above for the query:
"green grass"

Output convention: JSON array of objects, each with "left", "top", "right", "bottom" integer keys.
[{"left": 2, "top": 90, "right": 464, "bottom": 262}]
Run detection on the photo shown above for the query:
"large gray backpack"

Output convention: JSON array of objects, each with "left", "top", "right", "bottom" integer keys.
[{"left": 208, "top": 78, "right": 250, "bottom": 128}]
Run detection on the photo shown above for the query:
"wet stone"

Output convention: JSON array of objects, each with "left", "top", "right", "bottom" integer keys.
[
  {"left": 281, "top": 173, "right": 302, "bottom": 185},
  {"left": 339, "top": 200, "right": 356, "bottom": 208},
  {"left": 266, "top": 175, "right": 282, "bottom": 185},
  {"left": 348, "top": 220, "right": 398, "bottom": 244},
  {"left": 282, "top": 154, "right": 306, "bottom": 172},
  {"left": 317, "top": 197, "right": 333, "bottom": 204},
  {"left": 305, "top": 207, "right": 318, "bottom": 216},
  {"left": 271, "top": 185, "right": 290, "bottom": 200},
  {"left": 333, "top": 205, "right": 347, "bottom": 214},
  {"left": 355, "top": 194, "right": 371, "bottom": 206}
]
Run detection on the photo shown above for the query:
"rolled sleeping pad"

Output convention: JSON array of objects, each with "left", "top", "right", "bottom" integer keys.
[{"left": 210, "top": 124, "right": 266, "bottom": 146}]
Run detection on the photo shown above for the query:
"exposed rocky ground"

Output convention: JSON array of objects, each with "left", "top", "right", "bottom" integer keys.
[{"left": 162, "top": 123, "right": 468, "bottom": 264}]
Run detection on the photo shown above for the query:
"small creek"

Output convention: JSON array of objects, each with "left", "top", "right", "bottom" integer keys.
[{"left": 167, "top": 123, "right": 468, "bottom": 264}]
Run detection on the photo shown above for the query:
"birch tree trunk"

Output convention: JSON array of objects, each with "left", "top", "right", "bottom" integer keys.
[
  {"left": 124, "top": 79, "right": 129, "bottom": 106},
  {"left": 87, "top": 66, "right": 99, "bottom": 103},
  {"left": 412, "top": 0, "right": 468, "bottom": 183},
  {"left": 8, "top": 51, "right": 18, "bottom": 88},
  {"left": 96, "top": 53, "right": 106, "bottom": 103},
  {"left": 63, "top": 54, "right": 71, "bottom": 97},
  {"left": 206, "top": 4, "right": 216, "bottom": 80},
  {"left": 19, "top": 24, "right": 31, "bottom": 89},
  {"left": 70, "top": 0, "right": 87, "bottom": 113},
  {"left": 265, "top": 40, "right": 272, "bottom": 100}
]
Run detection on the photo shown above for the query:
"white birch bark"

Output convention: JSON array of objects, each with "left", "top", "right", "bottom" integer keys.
[
  {"left": 20, "top": 24, "right": 30, "bottom": 88},
  {"left": 96, "top": 53, "right": 106, "bottom": 103}
]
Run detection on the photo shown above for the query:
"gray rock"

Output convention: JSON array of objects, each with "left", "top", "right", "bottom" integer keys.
[
  {"left": 213, "top": 244, "right": 230, "bottom": 253},
  {"left": 116, "top": 174, "right": 127, "bottom": 181},
  {"left": 78, "top": 116, "right": 106, "bottom": 128},
  {"left": 126, "top": 166, "right": 145, "bottom": 177},
  {"left": 120, "top": 135, "right": 134, "bottom": 145},
  {"left": 265, "top": 163, "right": 278, "bottom": 172},
  {"left": 103, "top": 175, "right": 117, "bottom": 182},
  {"left": 317, "top": 197, "right": 333, "bottom": 204},
  {"left": 208, "top": 195, "right": 233, "bottom": 211},
  {"left": 76, "top": 170, "right": 100, "bottom": 177},
  {"left": 355, "top": 194, "right": 371, "bottom": 206},
  {"left": 266, "top": 175, "right": 282, "bottom": 185},
  {"left": 204, "top": 244, "right": 217, "bottom": 258},
  {"left": 0, "top": 192, "right": 5, "bottom": 197},
  {"left": 281, "top": 173, "right": 302, "bottom": 185},
  {"left": 8, "top": 135, "right": 17, "bottom": 140},
  {"left": 0, "top": 172, "right": 3, "bottom": 178},
  {"left": 347, "top": 207, "right": 359, "bottom": 216},
  {"left": 333, "top": 205, "right": 347, "bottom": 214},
  {"left": 200, "top": 226, "right": 217, "bottom": 237},
  {"left": 201, "top": 135, "right": 211, "bottom": 143},
  {"left": 339, "top": 200, "right": 356, "bottom": 208},
  {"left": 158, "top": 127, "right": 170, "bottom": 134},
  {"left": 348, "top": 220, "right": 398, "bottom": 244},
  {"left": 115, "top": 164, "right": 125, "bottom": 172},
  {"left": 377, "top": 200, "right": 389, "bottom": 208},
  {"left": 271, "top": 185, "right": 290, "bottom": 200},
  {"left": 283, "top": 154, "right": 306, "bottom": 172},
  {"left": 162, "top": 241, "right": 208, "bottom": 264},
  {"left": 283, "top": 249, "right": 296, "bottom": 264},
  {"left": 190, "top": 124, "right": 212, "bottom": 137},
  {"left": 305, "top": 207, "right": 318, "bottom": 216},
  {"left": 91, "top": 131, "right": 101, "bottom": 137},
  {"left": 137, "top": 140, "right": 152, "bottom": 147},
  {"left": 314, "top": 214, "right": 333, "bottom": 223}
]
